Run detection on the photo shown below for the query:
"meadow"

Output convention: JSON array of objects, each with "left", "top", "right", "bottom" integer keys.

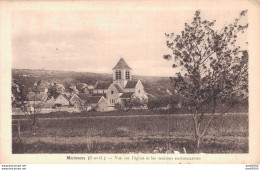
[{"left": 12, "top": 112, "right": 248, "bottom": 154}]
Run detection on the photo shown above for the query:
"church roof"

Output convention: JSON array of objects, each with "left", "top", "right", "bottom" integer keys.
[
  {"left": 113, "top": 84, "right": 124, "bottom": 93},
  {"left": 113, "top": 58, "right": 132, "bottom": 70},
  {"left": 120, "top": 92, "right": 134, "bottom": 99},
  {"left": 95, "top": 81, "right": 112, "bottom": 90},
  {"left": 125, "top": 80, "right": 138, "bottom": 88}
]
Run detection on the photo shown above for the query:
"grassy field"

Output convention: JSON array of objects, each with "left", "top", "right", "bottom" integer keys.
[
  {"left": 12, "top": 112, "right": 248, "bottom": 154},
  {"left": 12, "top": 109, "right": 169, "bottom": 119}
]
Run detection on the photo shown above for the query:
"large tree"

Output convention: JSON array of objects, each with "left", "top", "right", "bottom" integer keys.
[{"left": 164, "top": 10, "right": 248, "bottom": 151}]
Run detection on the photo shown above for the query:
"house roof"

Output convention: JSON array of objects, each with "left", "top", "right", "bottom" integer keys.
[
  {"left": 77, "top": 93, "right": 92, "bottom": 100},
  {"left": 54, "top": 94, "right": 70, "bottom": 101},
  {"left": 125, "top": 80, "right": 138, "bottom": 88},
  {"left": 113, "top": 84, "right": 124, "bottom": 93},
  {"left": 120, "top": 92, "right": 134, "bottom": 98},
  {"left": 92, "top": 93, "right": 107, "bottom": 98},
  {"left": 52, "top": 93, "right": 60, "bottom": 99},
  {"left": 27, "top": 92, "right": 47, "bottom": 101},
  {"left": 113, "top": 58, "right": 132, "bottom": 70},
  {"left": 85, "top": 96, "right": 103, "bottom": 104},
  {"left": 95, "top": 81, "right": 112, "bottom": 90}
]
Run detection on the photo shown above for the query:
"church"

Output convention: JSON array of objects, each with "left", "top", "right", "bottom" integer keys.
[{"left": 93, "top": 58, "right": 148, "bottom": 111}]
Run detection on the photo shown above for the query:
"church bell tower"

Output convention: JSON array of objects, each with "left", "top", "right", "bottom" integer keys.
[{"left": 112, "top": 58, "right": 132, "bottom": 88}]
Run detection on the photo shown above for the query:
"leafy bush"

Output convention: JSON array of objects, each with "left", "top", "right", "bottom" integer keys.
[{"left": 122, "top": 97, "right": 147, "bottom": 110}]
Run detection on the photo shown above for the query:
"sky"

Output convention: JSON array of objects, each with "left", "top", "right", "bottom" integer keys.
[{"left": 11, "top": 9, "right": 247, "bottom": 77}]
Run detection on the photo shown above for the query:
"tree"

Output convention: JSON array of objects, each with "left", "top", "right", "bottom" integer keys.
[
  {"left": 68, "top": 84, "right": 79, "bottom": 95},
  {"left": 72, "top": 98, "right": 86, "bottom": 112},
  {"left": 122, "top": 98, "right": 134, "bottom": 111},
  {"left": 77, "top": 83, "right": 90, "bottom": 94},
  {"left": 12, "top": 80, "right": 28, "bottom": 139},
  {"left": 12, "top": 80, "right": 28, "bottom": 113},
  {"left": 147, "top": 97, "right": 169, "bottom": 110},
  {"left": 47, "top": 82, "right": 60, "bottom": 98},
  {"left": 122, "top": 97, "right": 147, "bottom": 111},
  {"left": 12, "top": 80, "right": 55, "bottom": 136},
  {"left": 163, "top": 10, "right": 248, "bottom": 151},
  {"left": 48, "top": 82, "right": 66, "bottom": 95}
]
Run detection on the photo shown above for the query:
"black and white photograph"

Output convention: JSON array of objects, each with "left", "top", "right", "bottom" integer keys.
[
  {"left": 10, "top": 8, "right": 249, "bottom": 154},
  {"left": 1, "top": 0, "right": 260, "bottom": 165}
]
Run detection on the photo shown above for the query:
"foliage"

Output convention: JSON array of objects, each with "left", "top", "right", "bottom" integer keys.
[
  {"left": 114, "top": 103, "right": 123, "bottom": 110},
  {"left": 76, "top": 83, "right": 90, "bottom": 94},
  {"left": 164, "top": 10, "right": 248, "bottom": 150},
  {"left": 12, "top": 80, "right": 28, "bottom": 113},
  {"left": 47, "top": 82, "right": 66, "bottom": 97},
  {"left": 147, "top": 98, "right": 169, "bottom": 110},
  {"left": 73, "top": 98, "right": 86, "bottom": 112},
  {"left": 122, "top": 97, "right": 147, "bottom": 110},
  {"left": 68, "top": 84, "right": 79, "bottom": 95},
  {"left": 147, "top": 95, "right": 180, "bottom": 110}
]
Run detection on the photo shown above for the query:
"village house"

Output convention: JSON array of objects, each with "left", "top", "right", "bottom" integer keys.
[
  {"left": 24, "top": 91, "right": 55, "bottom": 114},
  {"left": 53, "top": 93, "right": 70, "bottom": 107},
  {"left": 70, "top": 93, "right": 90, "bottom": 112},
  {"left": 26, "top": 92, "right": 54, "bottom": 108},
  {"left": 70, "top": 93, "right": 108, "bottom": 112},
  {"left": 85, "top": 96, "right": 108, "bottom": 112}
]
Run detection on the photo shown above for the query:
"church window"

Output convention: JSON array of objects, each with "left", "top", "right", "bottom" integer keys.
[
  {"left": 126, "top": 70, "right": 130, "bottom": 79},
  {"left": 116, "top": 70, "right": 121, "bottom": 80},
  {"left": 111, "top": 90, "right": 114, "bottom": 94},
  {"left": 110, "top": 99, "right": 115, "bottom": 104}
]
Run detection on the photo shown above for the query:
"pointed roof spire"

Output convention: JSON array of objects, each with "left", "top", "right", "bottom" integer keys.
[{"left": 113, "top": 58, "right": 132, "bottom": 70}]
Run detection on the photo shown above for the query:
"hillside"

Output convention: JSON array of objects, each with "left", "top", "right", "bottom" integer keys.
[{"left": 12, "top": 68, "right": 175, "bottom": 99}]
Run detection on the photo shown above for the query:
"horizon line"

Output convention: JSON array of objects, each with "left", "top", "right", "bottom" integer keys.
[{"left": 11, "top": 67, "right": 171, "bottom": 78}]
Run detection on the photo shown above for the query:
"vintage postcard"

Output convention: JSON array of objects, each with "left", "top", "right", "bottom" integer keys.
[{"left": 0, "top": 0, "right": 260, "bottom": 164}]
